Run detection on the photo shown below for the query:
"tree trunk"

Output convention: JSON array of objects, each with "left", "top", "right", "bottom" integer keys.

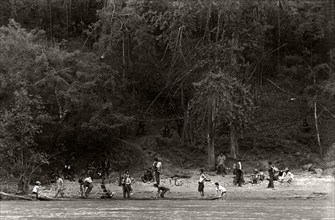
[
  {"left": 229, "top": 122, "right": 239, "bottom": 159},
  {"left": 313, "top": 73, "right": 322, "bottom": 157},
  {"left": 122, "top": 34, "right": 126, "bottom": 86},
  {"left": 314, "top": 101, "right": 322, "bottom": 157},
  {"left": 48, "top": 0, "right": 53, "bottom": 39},
  {"left": 207, "top": 100, "right": 215, "bottom": 166}
]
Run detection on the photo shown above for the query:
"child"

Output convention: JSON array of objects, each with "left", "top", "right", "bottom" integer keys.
[
  {"left": 32, "top": 181, "right": 41, "bottom": 198},
  {"left": 54, "top": 174, "right": 64, "bottom": 198},
  {"left": 153, "top": 183, "right": 170, "bottom": 198},
  {"left": 198, "top": 169, "right": 210, "bottom": 197},
  {"left": 214, "top": 182, "right": 226, "bottom": 199}
]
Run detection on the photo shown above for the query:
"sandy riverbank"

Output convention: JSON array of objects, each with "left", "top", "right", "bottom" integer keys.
[{"left": 2, "top": 170, "right": 332, "bottom": 201}]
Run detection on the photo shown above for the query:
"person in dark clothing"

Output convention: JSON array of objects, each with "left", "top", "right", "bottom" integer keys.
[
  {"left": 267, "top": 161, "right": 275, "bottom": 188},
  {"left": 100, "top": 184, "right": 115, "bottom": 199},
  {"left": 235, "top": 161, "right": 244, "bottom": 187},
  {"left": 232, "top": 164, "right": 237, "bottom": 185},
  {"left": 141, "top": 168, "right": 154, "bottom": 183},
  {"left": 153, "top": 183, "right": 170, "bottom": 198},
  {"left": 63, "top": 161, "right": 74, "bottom": 181}
]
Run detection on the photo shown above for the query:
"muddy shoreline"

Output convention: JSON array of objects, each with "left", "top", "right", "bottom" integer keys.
[{"left": 1, "top": 172, "right": 334, "bottom": 202}]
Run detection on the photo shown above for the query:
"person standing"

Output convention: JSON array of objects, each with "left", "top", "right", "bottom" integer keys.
[
  {"left": 216, "top": 152, "right": 226, "bottom": 175},
  {"left": 121, "top": 170, "right": 133, "bottom": 198},
  {"left": 153, "top": 158, "right": 162, "bottom": 185},
  {"left": 235, "top": 161, "right": 244, "bottom": 187},
  {"left": 54, "top": 174, "right": 64, "bottom": 198},
  {"left": 267, "top": 161, "right": 275, "bottom": 188},
  {"left": 198, "top": 169, "right": 210, "bottom": 197}
]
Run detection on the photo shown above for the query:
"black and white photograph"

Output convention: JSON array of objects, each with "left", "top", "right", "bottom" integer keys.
[{"left": 0, "top": 0, "right": 334, "bottom": 219}]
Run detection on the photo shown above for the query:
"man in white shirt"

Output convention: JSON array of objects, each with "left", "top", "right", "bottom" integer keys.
[
  {"left": 153, "top": 158, "right": 162, "bottom": 185},
  {"left": 79, "top": 176, "right": 93, "bottom": 198}
]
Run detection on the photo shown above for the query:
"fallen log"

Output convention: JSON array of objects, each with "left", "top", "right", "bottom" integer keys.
[{"left": 0, "top": 191, "right": 33, "bottom": 201}]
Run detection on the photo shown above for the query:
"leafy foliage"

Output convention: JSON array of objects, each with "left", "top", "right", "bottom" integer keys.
[{"left": 191, "top": 71, "right": 253, "bottom": 135}]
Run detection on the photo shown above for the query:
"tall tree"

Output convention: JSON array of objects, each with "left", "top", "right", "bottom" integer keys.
[{"left": 192, "top": 71, "right": 253, "bottom": 163}]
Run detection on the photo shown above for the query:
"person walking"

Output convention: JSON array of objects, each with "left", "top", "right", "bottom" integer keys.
[
  {"left": 54, "top": 174, "right": 64, "bottom": 198},
  {"left": 153, "top": 158, "right": 162, "bottom": 185}
]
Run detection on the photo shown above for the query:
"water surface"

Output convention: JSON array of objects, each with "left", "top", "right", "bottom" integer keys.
[{"left": 1, "top": 199, "right": 334, "bottom": 219}]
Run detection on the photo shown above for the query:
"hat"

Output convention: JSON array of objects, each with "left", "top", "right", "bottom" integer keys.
[{"left": 36, "top": 181, "right": 41, "bottom": 185}]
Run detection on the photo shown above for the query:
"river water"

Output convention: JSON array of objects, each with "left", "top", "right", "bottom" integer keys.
[
  {"left": 1, "top": 198, "right": 334, "bottom": 219},
  {"left": 0, "top": 200, "right": 335, "bottom": 220}
]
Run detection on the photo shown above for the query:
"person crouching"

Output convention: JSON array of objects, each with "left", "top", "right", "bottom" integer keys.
[
  {"left": 78, "top": 176, "right": 93, "bottom": 198},
  {"left": 279, "top": 168, "right": 294, "bottom": 183},
  {"left": 32, "top": 181, "right": 41, "bottom": 198},
  {"left": 153, "top": 183, "right": 170, "bottom": 198},
  {"left": 214, "top": 182, "right": 227, "bottom": 199}
]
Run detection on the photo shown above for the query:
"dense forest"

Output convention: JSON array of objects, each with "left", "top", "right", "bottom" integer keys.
[{"left": 0, "top": 0, "right": 334, "bottom": 192}]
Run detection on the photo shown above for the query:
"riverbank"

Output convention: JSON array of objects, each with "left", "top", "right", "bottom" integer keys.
[{"left": 1, "top": 170, "right": 334, "bottom": 201}]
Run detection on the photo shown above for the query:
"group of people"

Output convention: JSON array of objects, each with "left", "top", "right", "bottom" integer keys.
[
  {"left": 267, "top": 162, "right": 294, "bottom": 188},
  {"left": 216, "top": 152, "right": 294, "bottom": 189},
  {"left": 31, "top": 154, "right": 294, "bottom": 200},
  {"left": 31, "top": 174, "right": 65, "bottom": 199},
  {"left": 198, "top": 169, "right": 227, "bottom": 199}
]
